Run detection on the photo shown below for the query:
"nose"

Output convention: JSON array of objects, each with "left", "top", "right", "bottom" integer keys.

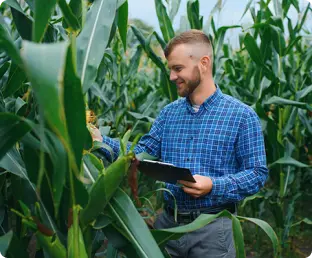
[{"left": 169, "top": 70, "right": 178, "bottom": 81}]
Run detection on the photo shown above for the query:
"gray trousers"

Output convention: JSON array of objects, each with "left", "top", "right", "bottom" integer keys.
[{"left": 154, "top": 211, "right": 236, "bottom": 258}]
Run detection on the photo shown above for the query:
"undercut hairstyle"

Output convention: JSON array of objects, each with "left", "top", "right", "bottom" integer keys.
[{"left": 164, "top": 29, "right": 213, "bottom": 63}]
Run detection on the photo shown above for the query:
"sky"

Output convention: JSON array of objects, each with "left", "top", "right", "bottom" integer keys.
[{"left": 127, "top": 0, "right": 310, "bottom": 47}]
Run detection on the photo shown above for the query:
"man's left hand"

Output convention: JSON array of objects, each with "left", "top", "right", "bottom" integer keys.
[{"left": 178, "top": 175, "right": 213, "bottom": 198}]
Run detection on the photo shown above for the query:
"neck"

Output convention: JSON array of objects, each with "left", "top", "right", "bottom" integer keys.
[{"left": 189, "top": 77, "right": 216, "bottom": 105}]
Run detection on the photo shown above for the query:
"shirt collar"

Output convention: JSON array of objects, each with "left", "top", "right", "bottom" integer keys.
[{"left": 185, "top": 85, "right": 223, "bottom": 112}]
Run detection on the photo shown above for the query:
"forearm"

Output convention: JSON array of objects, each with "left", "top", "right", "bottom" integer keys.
[{"left": 210, "top": 166, "right": 268, "bottom": 202}]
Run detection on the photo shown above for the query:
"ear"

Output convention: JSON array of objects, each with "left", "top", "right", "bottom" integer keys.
[{"left": 200, "top": 56, "right": 211, "bottom": 71}]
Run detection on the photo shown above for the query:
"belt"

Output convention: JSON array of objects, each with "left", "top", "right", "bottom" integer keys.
[{"left": 165, "top": 203, "right": 236, "bottom": 224}]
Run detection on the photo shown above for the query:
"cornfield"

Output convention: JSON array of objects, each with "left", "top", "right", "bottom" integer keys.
[{"left": 0, "top": 0, "right": 311, "bottom": 257}]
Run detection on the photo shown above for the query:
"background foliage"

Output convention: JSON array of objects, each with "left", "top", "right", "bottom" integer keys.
[{"left": 0, "top": 0, "right": 311, "bottom": 257}]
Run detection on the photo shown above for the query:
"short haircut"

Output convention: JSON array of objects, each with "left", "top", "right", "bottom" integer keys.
[{"left": 164, "top": 29, "right": 213, "bottom": 62}]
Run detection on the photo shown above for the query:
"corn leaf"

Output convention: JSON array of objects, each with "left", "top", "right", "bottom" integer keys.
[
  {"left": 117, "top": 0, "right": 128, "bottom": 51},
  {"left": 33, "top": 0, "right": 57, "bottom": 42},
  {"left": 0, "top": 230, "right": 13, "bottom": 257},
  {"left": 0, "top": 113, "right": 32, "bottom": 160},
  {"left": 68, "top": 206, "right": 88, "bottom": 258},
  {"left": 0, "top": 23, "right": 22, "bottom": 65},
  {"left": 76, "top": 0, "right": 117, "bottom": 92},
  {"left": 2, "top": 63, "right": 26, "bottom": 98},
  {"left": 36, "top": 232, "right": 66, "bottom": 258},
  {"left": 21, "top": 41, "right": 69, "bottom": 144},
  {"left": 238, "top": 216, "right": 280, "bottom": 257},
  {"left": 58, "top": 0, "right": 81, "bottom": 31},
  {"left": 108, "top": 188, "right": 165, "bottom": 258},
  {"left": 64, "top": 39, "right": 87, "bottom": 170},
  {"left": 154, "top": 0, "right": 174, "bottom": 42}
]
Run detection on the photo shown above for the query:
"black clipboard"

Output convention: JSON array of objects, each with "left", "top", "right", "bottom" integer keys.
[{"left": 138, "top": 160, "right": 196, "bottom": 184}]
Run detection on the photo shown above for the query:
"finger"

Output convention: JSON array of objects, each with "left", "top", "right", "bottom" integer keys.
[
  {"left": 178, "top": 180, "right": 197, "bottom": 188},
  {"left": 182, "top": 186, "right": 200, "bottom": 196}
]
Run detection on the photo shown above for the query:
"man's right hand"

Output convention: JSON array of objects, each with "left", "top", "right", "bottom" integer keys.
[{"left": 88, "top": 125, "right": 103, "bottom": 142}]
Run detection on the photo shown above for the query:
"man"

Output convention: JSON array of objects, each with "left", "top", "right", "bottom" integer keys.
[{"left": 91, "top": 29, "right": 268, "bottom": 258}]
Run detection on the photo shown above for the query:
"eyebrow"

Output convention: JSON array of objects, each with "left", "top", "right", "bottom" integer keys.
[{"left": 169, "top": 64, "right": 185, "bottom": 69}]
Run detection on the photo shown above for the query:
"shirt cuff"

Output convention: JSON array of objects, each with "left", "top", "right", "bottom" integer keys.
[{"left": 211, "top": 177, "right": 227, "bottom": 197}]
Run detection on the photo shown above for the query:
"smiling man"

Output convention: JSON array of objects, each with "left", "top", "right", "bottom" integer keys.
[{"left": 92, "top": 29, "right": 268, "bottom": 258}]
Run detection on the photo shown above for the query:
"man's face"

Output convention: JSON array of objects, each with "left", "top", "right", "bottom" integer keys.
[{"left": 167, "top": 44, "right": 202, "bottom": 97}]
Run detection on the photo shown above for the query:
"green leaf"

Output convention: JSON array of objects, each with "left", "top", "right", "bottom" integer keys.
[
  {"left": 283, "top": 107, "right": 298, "bottom": 135},
  {"left": 240, "top": 0, "right": 253, "bottom": 20},
  {"left": 64, "top": 39, "right": 87, "bottom": 170},
  {"left": 244, "top": 33, "right": 263, "bottom": 65},
  {"left": 0, "top": 148, "right": 27, "bottom": 179},
  {"left": 296, "top": 85, "right": 312, "bottom": 100},
  {"left": 298, "top": 109, "right": 312, "bottom": 135},
  {"left": 117, "top": 0, "right": 128, "bottom": 51},
  {"left": 121, "top": 46, "right": 143, "bottom": 85},
  {"left": 0, "top": 23, "right": 22, "bottom": 65},
  {"left": 296, "top": 2, "right": 310, "bottom": 34},
  {"left": 2, "top": 0, "right": 23, "bottom": 12},
  {"left": 284, "top": 35, "right": 301, "bottom": 56},
  {"left": 58, "top": 0, "right": 81, "bottom": 31},
  {"left": 33, "top": 0, "right": 57, "bottom": 42},
  {"left": 273, "top": 0, "right": 283, "bottom": 17},
  {"left": 6, "top": 234, "right": 29, "bottom": 258},
  {"left": 24, "top": 0, "right": 34, "bottom": 11},
  {"left": 269, "top": 156, "right": 310, "bottom": 168},
  {"left": 83, "top": 153, "right": 104, "bottom": 182},
  {"left": 93, "top": 214, "right": 112, "bottom": 229},
  {"left": 160, "top": 70, "right": 178, "bottom": 103},
  {"left": 15, "top": 97, "right": 27, "bottom": 115},
  {"left": 36, "top": 233, "right": 66, "bottom": 258},
  {"left": 68, "top": 206, "right": 88, "bottom": 258},
  {"left": 2, "top": 63, "right": 26, "bottom": 98},
  {"left": 131, "top": 26, "right": 165, "bottom": 72},
  {"left": 169, "top": 0, "right": 181, "bottom": 21},
  {"left": 150, "top": 230, "right": 184, "bottom": 250},
  {"left": 0, "top": 231, "right": 13, "bottom": 256},
  {"left": 263, "top": 96, "right": 311, "bottom": 110},
  {"left": 127, "top": 111, "right": 155, "bottom": 123},
  {"left": 108, "top": 188, "right": 165, "bottom": 258},
  {"left": 232, "top": 216, "right": 246, "bottom": 258},
  {"left": 154, "top": 0, "right": 175, "bottom": 42},
  {"left": 1, "top": 148, "right": 58, "bottom": 234},
  {"left": 291, "top": 218, "right": 312, "bottom": 227},
  {"left": 0, "top": 63, "right": 9, "bottom": 79},
  {"left": 269, "top": 25, "right": 286, "bottom": 56},
  {"left": 45, "top": 131, "right": 68, "bottom": 217},
  {"left": 187, "top": 0, "right": 202, "bottom": 30},
  {"left": 0, "top": 113, "right": 32, "bottom": 160},
  {"left": 241, "top": 192, "right": 265, "bottom": 208},
  {"left": 153, "top": 31, "right": 167, "bottom": 50},
  {"left": 80, "top": 154, "right": 133, "bottom": 227},
  {"left": 21, "top": 41, "right": 69, "bottom": 143},
  {"left": 103, "top": 224, "right": 139, "bottom": 256},
  {"left": 10, "top": 6, "right": 32, "bottom": 41},
  {"left": 76, "top": 0, "right": 118, "bottom": 92},
  {"left": 237, "top": 216, "right": 280, "bottom": 257},
  {"left": 203, "top": 0, "right": 221, "bottom": 35}
]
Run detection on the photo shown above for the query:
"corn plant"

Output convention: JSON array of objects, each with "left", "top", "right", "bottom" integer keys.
[{"left": 0, "top": 0, "right": 305, "bottom": 257}]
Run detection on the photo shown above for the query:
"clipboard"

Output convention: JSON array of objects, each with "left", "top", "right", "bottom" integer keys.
[{"left": 138, "top": 160, "right": 196, "bottom": 184}]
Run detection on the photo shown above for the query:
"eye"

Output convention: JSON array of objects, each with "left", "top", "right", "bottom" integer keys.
[{"left": 174, "top": 67, "right": 182, "bottom": 72}]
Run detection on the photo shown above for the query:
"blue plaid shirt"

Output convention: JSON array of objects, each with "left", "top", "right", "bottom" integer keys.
[{"left": 101, "top": 87, "right": 268, "bottom": 210}]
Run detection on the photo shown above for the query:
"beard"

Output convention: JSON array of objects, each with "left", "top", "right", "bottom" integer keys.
[{"left": 176, "top": 66, "right": 201, "bottom": 97}]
